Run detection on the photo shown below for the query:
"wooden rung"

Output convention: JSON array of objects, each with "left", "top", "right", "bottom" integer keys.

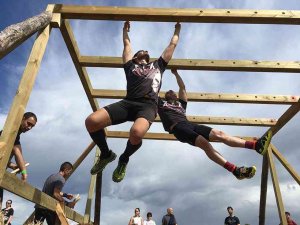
[
  {"left": 156, "top": 115, "right": 277, "bottom": 127},
  {"left": 54, "top": 5, "right": 300, "bottom": 25},
  {"left": 106, "top": 131, "right": 256, "bottom": 141},
  {"left": 91, "top": 89, "right": 300, "bottom": 105},
  {"left": 79, "top": 56, "right": 300, "bottom": 73}
]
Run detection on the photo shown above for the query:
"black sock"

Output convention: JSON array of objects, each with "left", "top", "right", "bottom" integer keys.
[
  {"left": 119, "top": 140, "right": 142, "bottom": 163},
  {"left": 89, "top": 129, "right": 110, "bottom": 159}
]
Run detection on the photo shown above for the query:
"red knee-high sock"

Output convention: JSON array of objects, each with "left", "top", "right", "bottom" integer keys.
[
  {"left": 224, "top": 161, "right": 236, "bottom": 172},
  {"left": 245, "top": 141, "right": 256, "bottom": 149}
]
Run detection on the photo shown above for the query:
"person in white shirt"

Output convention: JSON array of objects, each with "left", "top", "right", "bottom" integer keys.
[
  {"left": 129, "top": 208, "right": 144, "bottom": 225},
  {"left": 144, "top": 212, "right": 156, "bottom": 225}
]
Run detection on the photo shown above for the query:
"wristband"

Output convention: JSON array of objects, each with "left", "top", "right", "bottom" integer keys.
[
  {"left": 63, "top": 193, "right": 68, "bottom": 198},
  {"left": 21, "top": 170, "right": 27, "bottom": 175}
]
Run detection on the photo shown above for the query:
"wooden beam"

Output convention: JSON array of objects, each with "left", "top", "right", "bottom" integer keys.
[
  {"left": 267, "top": 146, "right": 287, "bottom": 225},
  {"left": 67, "top": 142, "right": 95, "bottom": 179},
  {"left": 0, "top": 24, "right": 52, "bottom": 180},
  {"left": 155, "top": 115, "right": 277, "bottom": 127},
  {"left": 269, "top": 104, "right": 300, "bottom": 136},
  {"left": 271, "top": 144, "right": 300, "bottom": 185},
  {"left": 91, "top": 89, "right": 300, "bottom": 105},
  {"left": 0, "top": 172, "right": 84, "bottom": 223},
  {"left": 80, "top": 56, "right": 300, "bottom": 73},
  {"left": 56, "top": 203, "right": 69, "bottom": 225},
  {"left": 259, "top": 155, "right": 269, "bottom": 225},
  {"left": 53, "top": 5, "right": 300, "bottom": 25},
  {"left": 83, "top": 148, "right": 99, "bottom": 224},
  {"left": 0, "top": 8, "right": 52, "bottom": 59},
  {"left": 107, "top": 131, "right": 255, "bottom": 141},
  {"left": 60, "top": 19, "right": 99, "bottom": 111},
  {"left": 94, "top": 173, "right": 102, "bottom": 225}
]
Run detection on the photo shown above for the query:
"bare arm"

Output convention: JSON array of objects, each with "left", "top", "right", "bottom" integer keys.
[
  {"left": 7, "top": 215, "right": 13, "bottom": 225},
  {"left": 123, "top": 21, "right": 133, "bottom": 64},
  {"left": 12, "top": 145, "right": 27, "bottom": 181},
  {"left": 128, "top": 217, "right": 133, "bottom": 225},
  {"left": 53, "top": 186, "right": 65, "bottom": 202},
  {"left": 171, "top": 69, "right": 187, "bottom": 102},
  {"left": 161, "top": 22, "right": 181, "bottom": 63}
]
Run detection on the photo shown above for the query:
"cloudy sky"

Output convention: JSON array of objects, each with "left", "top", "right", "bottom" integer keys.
[{"left": 1, "top": 0, "right": 300, "bottom": 225}]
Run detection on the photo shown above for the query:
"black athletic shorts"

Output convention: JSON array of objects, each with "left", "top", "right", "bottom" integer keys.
[
  {"left": 104, "top": 98, "right": 157, "bottom": 125},
  {"left": 171, "top": 121, "right": 212, "bottom": 146}
]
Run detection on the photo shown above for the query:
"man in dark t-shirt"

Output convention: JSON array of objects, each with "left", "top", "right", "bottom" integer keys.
[
  {"left": 34, "top": 162, "right": 76, "bottom": 225},
  {"left": 162, "top": 208, "right": 178, "bottom": 225},
  {"left": 85, "top": 21, "right": 181, "bottom": 183},
  {"left": 224, "top": 206, "right": 240, "bottom": 225},
  {"left": 158, "top": 69, "right": 273, "bottom": 180},
  {"left": 2, "top": 200, "right": 14, "bottom": 225}
]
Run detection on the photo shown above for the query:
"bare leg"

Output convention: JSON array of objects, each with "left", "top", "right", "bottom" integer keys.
[
  {"left": 195, "top": 135, "right": 227, "bottom": 167},
  {"left": 129, "top": 117, "right": 150, "bottom": 145},
  {"left": 209, "top": 129, "right": 255, "bottom": 150},
  {"left": 85, "top": 108, "right": 112, "bottom": 132}
]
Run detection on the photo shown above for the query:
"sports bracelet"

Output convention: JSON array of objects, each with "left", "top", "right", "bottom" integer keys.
[
  {"left": 63, "top": 193, "right": 68, "bottom": 198},
  {"left": 21, "top": 170, "right": 27, "bottom": 175}
]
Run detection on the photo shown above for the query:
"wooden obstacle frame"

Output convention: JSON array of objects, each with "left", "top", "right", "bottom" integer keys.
[{"left": 0, "top": 4, "right": 300, "bottom": 225}]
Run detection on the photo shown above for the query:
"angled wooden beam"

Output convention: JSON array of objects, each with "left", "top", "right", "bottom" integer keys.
[
  {"left": 60, "top": 19, "right": 99, "bottom": 111},
  {"left": 267, "top": 146, "right": 287, "bottom": 225},
  {"left": 271, "top": 144, "right": 300, "bottom": 185},
  {"left": 155, "top": 115, "right": 277, "bottom": 127},
  {"left": 92, "top": 89, "right": 300, "bottom": 105},
  {"left": 0, "top": 24, "right": 52, "bottom": 181},
  {"left": 83, "top": 148, "right": 99, "bottom": 224},
  {"left": 80, "top": 56, "right": 300, "bottom": 73},
  {"left": 1, "top": 172, "right": 84, "bottom": 223},
  {"left": 268, "top": 104, "right": 300, "bottom": 136},
  {"left": 0, "top": 6, "right": 53, "bottom": 59},
  {"left": 67, "top": 142, "right": 96, "bottom": 179},
  {"left": 56, "top": 203, "right": 69, "bottom": 225},
  {"left": 53, "top": 5, "right": 300, "bottom": 25},
  {"left": 259, "top": 155, "right": 269, "bottom": 225},
  {"left": 106, "top": 131, "right": 255, "bottom": 141}
]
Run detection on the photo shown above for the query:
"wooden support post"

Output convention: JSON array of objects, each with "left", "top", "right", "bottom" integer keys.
[
  {"left": 84, "top": 148, "right": 100, "bottom": 224},
  {"left": 56, "top": 203, "right": 69, "bottom": 225},
  {"left": 91, "top": 89, "right": 299, "bottom": 105},
  {"left": 59, "top": 19, "right": 99, "bottom": 112},
  {"left": 269, "top": 104, "right": 300, "bottom": 136},
  {"left": 0, "top": 23, "right": 52, "bottom": 181},
  {"left": 0, "top": 5, "right": 53, "bottom": 59},
  {"left": 80, "top": 56, "right": 300, "bottom": 73},
  {"left": 259, "top": 155, "right": 269, "bottom": 225},
  {"left": 94, "top": 173, "right": 102, "bottom": 225},
  {"left": 271, "top": 144, "right": 300, "bottom": 185},
  {"left": 267, "top": 146, "right": 287, "bottom": 225}
]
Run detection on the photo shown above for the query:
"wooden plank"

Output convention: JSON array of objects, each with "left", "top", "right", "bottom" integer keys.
[
  {"left": 267, "top": 146, "right": 287, "bottom": 225},
  {"left": 0, "top": 172, "right": 84, "bottom": 223},
  {"left": 269, "top": 104, "right": 300, "bottom": 136},
  {"left": 83, "top": 148, "right": 99, "bottom": 224},
  {"left": 53, "top": 5, "right": 300, "bottom": 25},
  {"left": 155, "top": 115, "right": 277, "bottom": 127},
  {"left": 106, "top": 131, "right": 255, "bottom": 141},
  {"left": 56, "top": 203, "right": 69, "bottom": 225},
  {"left": 259, "top": 155, "right": 269, "bottom": 225},
  {"left": 80, "top": 56, "right": 300, "bottom": 73},
  {"left": 59, "top": 19, "right": 99, "bottom": 112},
  {"left": 67, "top": 142, "right": 95, "bottom": 179},
  {"left": 94, "top": 173, "right": 102, "bottom": 225},
  {"left": 0, "top": 24, "right": 52, "bottom": 180},
  {"left": 91, "top": 89, "right": 300, "bottom": 105},
  {"left": 271, "top": 144, "right": 300, "bottom": 185}
]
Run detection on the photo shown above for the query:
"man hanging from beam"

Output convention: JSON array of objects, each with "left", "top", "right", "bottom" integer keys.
[
  {"left": 157, "top": 69, "right": 273, "bottom": 180},
  {"left": 85, "top": 21, "right": 181, "bottom": 182}
]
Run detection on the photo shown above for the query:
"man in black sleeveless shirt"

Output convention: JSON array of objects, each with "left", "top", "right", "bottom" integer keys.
[
  {"left": 86, "top": 21, "right": 181, "bottom": 182},
  {"left": 158, "top": 69, "right": 272, "bottom": 180}
]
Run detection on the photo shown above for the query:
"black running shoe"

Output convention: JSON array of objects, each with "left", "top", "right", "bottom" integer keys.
[
  {"left": 255, "top": 130, "right": 272, "bottom": 155},
  {"left": 90, "top": 150, "right": 117, "bottom": 175},
  {"left": 233, "top": 166, "right": 256, "bottom": 180}
]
